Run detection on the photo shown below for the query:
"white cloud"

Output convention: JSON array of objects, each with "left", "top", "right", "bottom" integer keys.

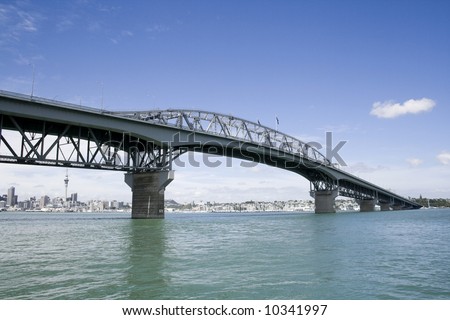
[
  {"left": 17, "top": 11, "right": 38, "bottom": 32},
  {"left": 344, "top": 162, "right": 387, "bottom": 174},
  {"left": 110, "top": 30, "right": 134, "bottom": 44},
  {"left": 56, "top": 17, "right": 75, "bottom": 32},
  {"left": 146, "top": 24, "right": 170, "bottom": 33},
  {"left": 370, "top": 98, "right": 436, "bottom": 119},
  {"left": 437, "top": 152, "right": 450, "bottom": 165},
  {"left": 121, "top": 30, "right": 133, "bottom": 37},
  {"left": 406, "top": 158, "right": 423, "bottom": 167},
  {"left": 14, "top": 53, "right": 44, "bottom": 66},
  {"left": 0, "top": 3, "right": 42, "bottom": 49}
]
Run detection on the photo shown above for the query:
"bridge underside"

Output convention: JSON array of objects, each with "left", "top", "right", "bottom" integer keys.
[{"left": 0, "top": 91, "right": 421, "bottom": 217}]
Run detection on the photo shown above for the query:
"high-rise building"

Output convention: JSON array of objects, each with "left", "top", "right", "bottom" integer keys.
[
  {"left": 7, "top": 187, "right": 15, "bottom": 207},
  {"left": 40, "top": 195, "right": 50, "bottom": 208},
  {"left": 64, "top": 169, "right": 69, "bottom": 204}
]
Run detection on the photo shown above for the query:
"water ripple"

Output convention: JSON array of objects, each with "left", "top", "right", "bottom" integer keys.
[{"left": 1, "top": 210, "right": 449, "bottom": 299}]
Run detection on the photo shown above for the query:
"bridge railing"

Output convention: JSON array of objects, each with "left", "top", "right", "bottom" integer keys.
[
  {"left": 0, "top": 89, "right": 103, "bottom": 115},
  {"left": 113, "top": 109, "right": 332, "bottom": 167}
]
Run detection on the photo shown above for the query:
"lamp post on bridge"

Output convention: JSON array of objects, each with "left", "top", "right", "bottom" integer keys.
[{"left": 29, "top": 63, "right": 35, "bottom": 98}]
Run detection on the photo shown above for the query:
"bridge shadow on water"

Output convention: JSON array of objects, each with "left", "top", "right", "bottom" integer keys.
[{"left": 122, "top": 212, "right": 343, "bottom": 300}]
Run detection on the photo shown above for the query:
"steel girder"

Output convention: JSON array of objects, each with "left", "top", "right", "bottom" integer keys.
[
  {"left": 336, "top": 179, "right": 417, "bottom": 208},
  {"left": 338, "top": 179, "right": 376, "bottom": 200},
  {"left": 0, "top": 114, "right": 184, "bottom": 171}
]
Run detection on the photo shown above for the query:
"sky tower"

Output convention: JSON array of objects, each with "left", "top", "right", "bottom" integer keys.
[{"left": 64, "top": 169, "right": 69, "bottom": 206}]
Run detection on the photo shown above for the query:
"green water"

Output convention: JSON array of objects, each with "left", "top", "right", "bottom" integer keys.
[{"left": 1, "top": 210, "right": 449, "bottom": 299}]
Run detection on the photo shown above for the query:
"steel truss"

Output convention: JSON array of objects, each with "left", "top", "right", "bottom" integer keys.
[
  {"left": 0, "top": 114, "right": 184, "bottom": 171},
  {"left": 308, "top": 171, "right": 336, "bottom": 192},
  {"left": 335, "top": 180, "right": 410, "bottom": 207},
  {"left": 112, "top": 109, "right": 332, "bottom": 166},
  {"left": 338, "top": 179, "right": 376, "bottom": 200}
]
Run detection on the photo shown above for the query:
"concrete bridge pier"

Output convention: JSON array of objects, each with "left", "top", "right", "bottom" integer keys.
[
  {"left": 125, "top": 170, "right": 174, "bottom": 219},
  {"left": 358, "top": 199, "right": 376, "bottom": 212},
  {"left": 311, "top": 190, "right": 338, "bottom": 213},
  {"left": 392, "top": 204, "right": 405, "bottom": 211},
  {"left": 379, "top": 201, "right": 393, "bottom": 211}
]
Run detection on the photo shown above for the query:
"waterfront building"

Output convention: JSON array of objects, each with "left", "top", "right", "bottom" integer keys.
[
  {"left": 7, "top": 187, "right": 15, "bottom": 207},
  {"left": 40, "top": 195, "right": 50, "bottom": 208}
]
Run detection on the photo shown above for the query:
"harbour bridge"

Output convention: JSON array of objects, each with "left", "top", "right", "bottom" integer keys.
[{"left": 0, "top": 90, "right": 421, "bottom": 218}]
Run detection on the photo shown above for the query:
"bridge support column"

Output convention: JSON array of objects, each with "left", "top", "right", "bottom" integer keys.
[
  {"left": 311, "top": 190, "right": 338, "bottom": 213},
  {"left": 125, "top": 170, "right": 174, "bottom": 219},
  {"left": 358, "top": 199, "right": 376, "bottom": 212},
  {"left": 379, "top": 202, "right": 392, "bottom": 211},
  {"left": 392, "top": 204, "right": 405, "bottom": 211}
]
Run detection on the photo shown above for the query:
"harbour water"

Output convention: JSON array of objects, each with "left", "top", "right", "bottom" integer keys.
[{"left": 1, "top": 209, "right": 449, "bottom": 300}]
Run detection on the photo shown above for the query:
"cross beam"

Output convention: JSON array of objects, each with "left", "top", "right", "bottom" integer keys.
[{"left": 0, "top": 114, "right": 185, "bottom": 171}]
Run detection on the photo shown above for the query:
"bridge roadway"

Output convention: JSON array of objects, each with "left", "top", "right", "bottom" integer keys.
[{"left": 0, "top": 90, "right": 421, "bottom": 217}]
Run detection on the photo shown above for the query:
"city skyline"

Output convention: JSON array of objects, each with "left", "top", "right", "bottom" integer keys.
[
  {"left": 0, "top": 180, "right": 129, "bottom": 212},
  {"left": 1, "top": 1, "right": 450, "bottom": 203},
  {"left": 0, "top": 172, "right": 120, "bottom": 205},
  {"left": 2, "top": 180, "right": 448, "bottom": 213}
]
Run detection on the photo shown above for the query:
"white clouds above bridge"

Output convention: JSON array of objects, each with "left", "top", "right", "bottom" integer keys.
[
  {"left": 437, "top": 152, "right": 450, "bottom": 165},
  {"left": 370, "top": 98, "right": 436, "bottom": 119}
]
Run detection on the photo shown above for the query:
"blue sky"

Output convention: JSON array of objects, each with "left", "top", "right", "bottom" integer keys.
[{"left": 1, "top": 0, "right": 450, "bottom": 203}]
